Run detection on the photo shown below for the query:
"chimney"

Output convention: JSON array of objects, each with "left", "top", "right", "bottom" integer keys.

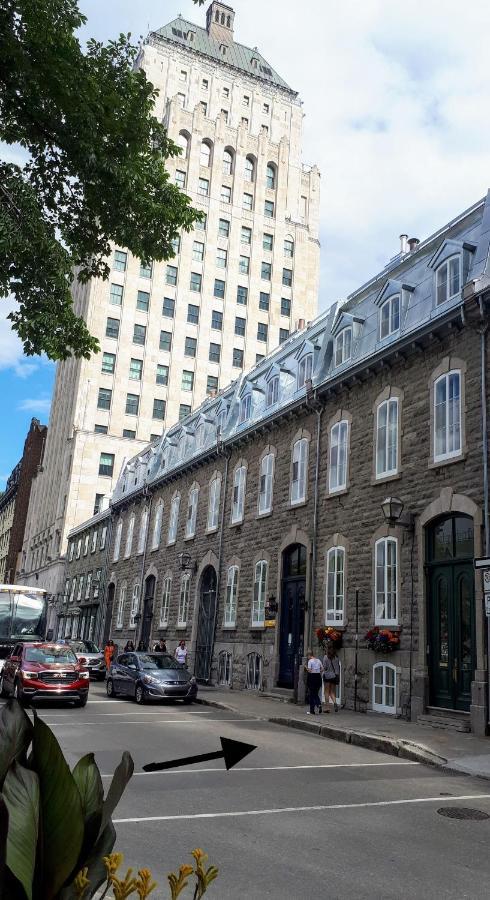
[
  {"left": 399, "top": 234, "right": 408, "bottom": 255},
  {"left": 206, "top": 2, "right": 235, "bottom": 43},
  {"left": 209, "top": 388, "right": 217, "bottom": 398},
  {"left": 297, "top": 318, "right": 306, "bottom": 331},
  {"left": 408, "top": 237, "right": 420, "bottom": 253}
]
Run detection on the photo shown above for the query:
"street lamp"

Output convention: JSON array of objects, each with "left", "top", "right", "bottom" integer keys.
[
  {"left": 177, "top": 551, "right": 196, "bottom": 572},
  {"left": 381, "top": 497, "right": 414, "bottom": 530}
]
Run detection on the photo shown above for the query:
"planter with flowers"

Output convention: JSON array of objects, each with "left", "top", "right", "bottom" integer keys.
[
  {"left": 316, "top": 626, "right": 343, "bottom": 650},
  {"left": 365, "top": 627, "right": 400, "bottom": 653}
]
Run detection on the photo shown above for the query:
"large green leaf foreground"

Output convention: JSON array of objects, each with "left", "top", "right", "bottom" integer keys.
[{"left": 0, "top": 0, "right": 200, "bottom": 360}]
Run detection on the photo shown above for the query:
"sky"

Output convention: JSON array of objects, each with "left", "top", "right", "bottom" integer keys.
[{"left": 2, "top": 0, "right": 490, "bottom": 483}]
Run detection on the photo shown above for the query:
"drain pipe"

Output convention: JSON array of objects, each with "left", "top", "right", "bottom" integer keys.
[
  {"left": 479, "top": 298, "right": 489, "bottom": 556},
  {"left": 208, "top": 447, "right": 230, "bottom": 684},
  {"left": 306, "top": 398, "right": 325, "bottom": 659},
  {"left": 136, "top": 489, "right": 153, "bottom": 649}
]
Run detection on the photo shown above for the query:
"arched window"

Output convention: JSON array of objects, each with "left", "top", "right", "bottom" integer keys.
[
  {"left": 116, "top": 582, "right": 126, "bottom": 628},
  {"left": 290, "top": 438, "right": 308, "bottom": 505},
  {"left": 224, "top": 565, "right": 239, "bottom": 626},
  {"left": 284, "top": 236, "right": 294, "bottom": 258},
  {"left": 231, "top": 465, "right": 246, "bottom": 523},
  {"left": 178, "top": 573, "right": 191, "bottom": 626},
  {"left": 434, "top": 370, "right": 461, "bottom": 461},
  {"left": 375, "top": 537, "right": 398, "bottom": 625},
  {"left": 159, "top": 575, "right": 171, "bottom": 627},
  {"left": 373, "top": 662, "right": 397, "bottom": 714},
  {"left": 167, "top": 494, "right": 180, "bottom": 544},
  {"left": 246, "top": 652, "right": 262, "bottom": 689},
  {"left": 376, "top": 399, "right": 398, "bottom": 477},
  {"left": 326, "top": 547, "right": 345, "bottom": 624},
  {"left": 151, "top": 500, "right": 163, "bottom": 551},
  {"left": 223, "top": 147, "right": 234, "bottom": 176},
  {"left": 129, "top": 582, "right": 140, "bottom": 628},
  {"left": 185, "top": 485, "right": 199, "bottom": 538},
  {"left": 207, "top": 474, "right": 221, "bottom": 531},
  {"left": 200, "top": 140, "right": 212, "bottom": 168},
  {"left": 244, "top": 155, "right": 255, "bottom": 183},
  {"left": 252, "top": 560, "right": 267, "bottom": 626},
  {"left": 221, "top": 12, "right": 225, "bottom": 24},
  {"left": 124, "top": 514, "right": 135, "bottom": 558},
  {"left": 177, "top": 131, "right": 190, "bottom": 159},
  {"left": 329, "top": 420, "right": 349, "bottom": 492},
  {"left": 226, "top": 14, "right": 231, "bottom": 26},
  {"left": 266, "top": 163, "right": 276, "bottom": 190},
  {"left": 137, "top": 507, "right": 149, "bottom": 555},
  {"left": 218, "top": 650, "right": 232, "bottom": 685},
  {"left": 258, "top": 452, "right": 274, "bottom": 515},
  {"left": 215, "top": 9, "right": 219, "bottom": 21}
]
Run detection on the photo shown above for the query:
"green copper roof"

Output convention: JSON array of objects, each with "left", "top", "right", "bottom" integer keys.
[{"left": 153, "top": 16, "right": 296, "bottom": 95}]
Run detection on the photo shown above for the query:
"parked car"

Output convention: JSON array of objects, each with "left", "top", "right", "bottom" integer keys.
[
  {"left": 58, "top": 639, "right": 106, "bottom": 680},
  {"left": 106, "top": 652, "right": 198, "bottom": 704},
  {"left": 0, "top": 642, "right": 90, "bottom": 706}
]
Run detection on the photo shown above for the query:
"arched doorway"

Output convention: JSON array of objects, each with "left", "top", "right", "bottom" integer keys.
[
  {"left": 427, "top": 514, "right": 475, "bottom": 711},
  {"left": 141, "top": 575, "right": 156, "bottom": 650},
  {"left": 103, "top": 583, "right": 115, "bottom": 644},
  {"left": 194, "top": 566, "right": 217, "bottom": 682},
  {"left": 278, "top": 544, "right": 307, "bottom": 688}
]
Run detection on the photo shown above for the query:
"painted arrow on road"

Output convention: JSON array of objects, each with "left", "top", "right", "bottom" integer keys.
[{"left": 142, "top": 736, "right": 257, "bottom": 772}]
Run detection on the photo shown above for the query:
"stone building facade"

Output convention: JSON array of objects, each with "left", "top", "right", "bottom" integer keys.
[
  {"left": 19, "top": 0, "right": 320, "bottom": 607},
  {"left": 63, "top": 192, "right": 490, "bottom": 734}
]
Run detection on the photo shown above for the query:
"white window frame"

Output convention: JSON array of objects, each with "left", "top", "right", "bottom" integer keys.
[
  {"left": 239, "top": 394, "right": 251, "bottom": 424},
  {"left": 376, "top": 398, "right": 399, "bottom": 477},
  {"left": 379, "top": 295, "right": 400, "bottom": 340},
  {"left": 297, "top": 353, "right": 312, "bottom": 389},
  {"left": 178, "top": 574, "right": 191, "bottom": 626},
  {"left": 151, "top": 501, "right": 164, "bottom": 551},
  {"left": 207, "top": 475, "right": 221, "bottom": 532},
  {"left": 231, "top": 465, "right": 246, "bottom": 524},
  {"left": 373, "top": 662, "right": 397, "bottom": 714},
  {"left": 224, "top": 565, "right": 239, "bottom": 627},
  {"left": 100, "top": 525, "right": 107, "bottom": 550},
  {"left": 129, "top": 582, "right": 140, "bottom": 629},
  {"left": 112, "top": 521, "right": 122, "bottom": 562},
  {"left": 85, "top": 572, "right": 92, "bottom": 600},
  {"left": 137, "top": 507, "right": 149, "bottom": 555},
  {"left": 258, "top": 453, "right": 274, "bottom": 515},
  {"left": 83, "top": 534, "right": 89, "bottom": 556},
  {"left": 159, "top": 576, "right": 171, "bottom": 627},
  {"left": 434, "top": 370, "right": 461, "bottom": 462},
  {"left": 116, "top": 582, "right": 126, "bottom": 629},
  {"left": 168, "top": 495, "right": 180, "bottom": 545},
  {"left": 77, "top": 575, "right": 84, "bottom": 603},
  {"left": 375, "top": 537, "right": 398, "bottom": 626},
  {"left": 335, "top": 328, "right": 352, "bottom": 367},
  {"left": 329, "top": 420, "right": 348, "bottom": 492},
  {"left": 124, "top": 514, "right": 135, "bottom": 559},
  {"left": 76, "top": 539, "right": 81, "bottom": 560},
  {"left": 69, "top": 577, "right": 77, "bottom": 604},
  {"left": 91, "top": 530, "right": 97, "bottom": 553},
  {"left": 326, "top": 547, "right": 345, "bottom": 625},
  {"left": 252, "top": 561, "right": 267, "bottom": 628},
  {"left": 435, "top": 255, "right": 461, "bottom": 306},
  {"left": 69, "top": 542, "right": 74, "bottom": 562},
  {"left": 185, "top": 487, "right": 199, "bottom": 539},
  {"left": 290, "top": 438, "right": 308, "bottom": 505},
  {"left": 266, "top": 376, "right": 279, "bottom": 407}
]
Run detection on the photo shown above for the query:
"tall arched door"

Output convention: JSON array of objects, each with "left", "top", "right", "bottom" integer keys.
[
  {"left": 278, "top": 544, "right": 307, "bottom": 688},
  {"left": 141, "top": 576, "right": 156, "bottom": 650},
  {"left": 427, "top": 515, "right": 475, "bottom": 711},
  {"left": 195, "top": 566, "right": 217, "bottom": 682}
]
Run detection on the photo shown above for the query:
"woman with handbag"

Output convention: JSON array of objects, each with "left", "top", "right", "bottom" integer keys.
[{"left": 322, "top": 643, "right": 340, "bottom": 712}]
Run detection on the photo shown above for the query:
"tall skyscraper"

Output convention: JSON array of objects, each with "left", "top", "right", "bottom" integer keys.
[{"left": 19, "top": 1, "right": 320, "bottom": 600}]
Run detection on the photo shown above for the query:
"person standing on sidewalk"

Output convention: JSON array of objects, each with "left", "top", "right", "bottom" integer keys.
[
  {"left": 322, "top": 644, "right": 340, "bottom": 712},
  {"left": 175, "top": 640, "right": 188, "bottom": 666},
  {"left": 306, "top": 650, "right": 323, "bottom": 715}
]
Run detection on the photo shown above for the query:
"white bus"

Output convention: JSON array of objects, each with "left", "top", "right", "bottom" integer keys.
[{"left": 0, "top": 584, "right": 48, "bottom": 671}]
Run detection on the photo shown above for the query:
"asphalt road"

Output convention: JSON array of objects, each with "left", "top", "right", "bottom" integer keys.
[{"left": 5, "top": 683, "right": 490, "bottom": 899}]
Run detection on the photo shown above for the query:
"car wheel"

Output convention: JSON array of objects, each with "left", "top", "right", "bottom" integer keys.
[
  {"left": 106, "top": 679, "right": 117, "bottom": 698},
  {"left": 0, "top": 675, "right": 6, "bottom": 698},
  {"left": 13, "top": 680, "right": 28, "bottom": 707},
  {"left": 135, "top": 684, "right": 146, "bottom": 704},
  {"left": 75, "top": 695, "right": 88, "bottom": 708}
]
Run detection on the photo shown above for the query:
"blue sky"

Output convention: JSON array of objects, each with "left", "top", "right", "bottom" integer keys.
[{"left": 2, "top": 0, "right": 490, "bottom": 483}]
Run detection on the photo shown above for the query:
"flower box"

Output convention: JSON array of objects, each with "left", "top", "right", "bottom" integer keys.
[
  {"left": 365, "top": 627, "right": 400, "bottom": 653},
  {"left": 316, "top": 626, "right": 343, "bottom": 650}
]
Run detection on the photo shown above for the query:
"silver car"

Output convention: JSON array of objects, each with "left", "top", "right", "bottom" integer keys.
[
  {"left": 106, "top": 652, "right": 198, "bottom": 704},
  {"left": 59, "top": 639, "right": 106, "bottom": 680}
]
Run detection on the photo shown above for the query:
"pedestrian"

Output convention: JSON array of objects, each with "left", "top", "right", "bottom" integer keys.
[
  {"left": 124, "top": 640, "right": 135, "bottom": 652},
  {"left": 322, "top": 643, "right": 340, "bottom": 712},
  {"left": 305, "top": 649, "right": 323, "bottom": 715},
  {"left": 174, "top": 640, "right": 188, "bottom": 665},
  {"left": 104, "top": 639, "right": 115, "bottom": 670},
  {"left": 137, "top": 640, "right": 146, "bottom": 652},
  {"left": 153, "top": 638, "right": 167, "bottom": 653}
]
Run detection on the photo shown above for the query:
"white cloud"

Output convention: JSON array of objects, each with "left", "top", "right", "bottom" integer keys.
[
  {"left": 18, "top": 396, "right": 52, "bottom": 415},
  {"left": 0, "top": 300, "right": 54, "bottom": 378}
]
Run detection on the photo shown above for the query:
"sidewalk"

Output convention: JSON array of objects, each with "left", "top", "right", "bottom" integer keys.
[{"left": 197, "top": 686, "right": 490, "bottom": 780}]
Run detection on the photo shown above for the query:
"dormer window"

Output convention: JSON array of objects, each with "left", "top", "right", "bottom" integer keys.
[
  {"left": 217, "top": 409, "right": 227, "bottom": 434},
  {"left": 335, "top": 328, "right": 352, "bottom": 367},
  {"left": 239, "top": 394, "right": 251, "bottom": 424},
  {"left": 220, "top": 44, "right": 227, "bottom": 56},
  {"left": 436, "top": 255, "right": 460, "bottom": 306},
  {"left": 379, "top": 295, "right": 400, "bottom": 340},
  {"left": 266, "top": 376, "right": 279, "bottom": 407},
  {"left": 195, "top": 423, "right": 206, "bottom": 450},
  {"left": 297, "top": 354, "right": 313, "bottom": 389}
]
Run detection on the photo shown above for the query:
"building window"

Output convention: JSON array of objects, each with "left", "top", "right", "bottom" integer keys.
[
  {"left": 75, "top": 540, "right": 81, "bottom": 560},
  {"left": 266, "top": 376, "right": 279, "bottom": 407},
  {"left": 246, "top": 652, "right": 262, "bottom": 690},
  {"left": 133, "top": 324, "right": 146, "bottom": 346},
  {"left": 125, "top": 393, "right": 139, "bottom": 416},
  {"left": 239, "top": 256, "right": 250, "bottom": 275},
  {"left": 91, "top": 530, "right": 97, "bottom": 553},
  {"left": 252, "top": 561, "right": 267, "bottom": 627},
  {"left": 281, "top": 297, "right": 291, "bottom": 317},
  {"left": 335, "top": 328, "right": 352, "bottom": 366},
  {"left": 187, "top": 304, "right": 199, "bottom": 325},
  {"left": 110, "top": 283, "right": 123, "bottom": 306},
  {"left": 436, "top": 256, "right": 461, "bottom": 305},
  {"left": 177, "top": 92, "right": 186, "bottom": 108},
  {"left": 261, "top": 262, "right": 271, "bottom": 281},
  {"left": 129, "top": 358, "right": 143, "bottom": 381},
  {"left": 231, "top": 465, "right": 246, "bottom": 523},
  {"left": 175, "top": 169, "right": 186, "bottom": 189},
  {"left": 373, "top": 663, "right": 397, "bottom": 714},
  {"left": 434, "top": 371, "right": 461, "bottom": 461},
  {"left": 159, "top": 331, "right": 172, "bottom": 352},
  {"left": 258, "top": 452, "right": 274, "bottom": 515},
  {"left": 124, "top": 514, "right": 135, "bottom": 558},
  {"left": 375, "top": 537, "right": 398, "bottom": 625},
  {"left": 239, "top": 394, "right": 251, "bottom": 424},
  {"left": 185, "top": 487, "right": 199, "bottom": 538},
  {"left": 151, "top": 501, "right": 164, "bottom": 551},
  {"left": 218, "top": 650, "right": 233, "bottom": 684},
  {"left": 83, "top": 534, "right": 89, "bottom": 556},
  {"left": 279, "top": 328, "right": 289, "bottom": 344},
  {"left": 224, "top": 566, "right": 238, "bottom": 627},
  {"left": 136, "top": 290, "right": 149, "bottom": 312},
  {"left": 123, "top": 429, "right": 135, "bottom": 439},
  {"left": 266, "top": 163, "right": 276, "bottom": 190},
  {"left": 241, "top": 116, "right": 249, "bottom": 128},
  {"left": 179, "top": 404, "right": 191, "bottom": 421},
  {"left": 376, "top": 399, "right": 398, "bottom": 477},
  {"left": 282, "top": 268, "right": 293, "bottom": 287},
  {"left": 380, "top": 295, "right": 400, "bottom": 339},
  {"left": 211, "top": 310, "right": 223, "bottom": 331},
  {"left": 245, "top": 156, "right": 255, "bottom": 182},
  {"left": 113, "top": 249, "right": 127, "bottom": 272},
  {"left": 207, "top": 375, "right": 219, "bottom": 394},
  {"left": 162, "top": 297, "right": 175, "bottom": 319},
  {"left": 173, "top": 237, "right": 181, "bottom": 257},
  {"left": 138, "top": 507, "right": 149, "bottom": 554},
  {"left": 291, "top": 438, "right": 308, "bottom": 505},
  {"left": 219, "top": 219, "right": 230, "bottom": 238},
  {"left": 100, "top": 526, "right": 107, "bottom": 550},
  {"left": 214, "top": 279, "right": 225, "bottom": 299},
  {"left": 99, "top": 453, "right": 114, "bottom": 477},
  {"left": 233, "top": 348, "right": 244, "bottom": 368},
  {"left": 326, "top": 547, "right": 345, "bottom": 625},
  {"left": 200, "top": 101, "right": 208, "bottom": 116},
  {"left": 168, "top": 495, "right": 180, "bottom": 544},
  {"left": 220, "top": 184, "right": 232, "bottom": 204},
  {"left": 207, "top": 475, "right": 221, "bottom": 531},
  {"left": 209, "top": 342, "right": 221, "bottom": 363},
  {"left": 101, "top": 352, "right": 116, "bottom": 374},
  {"left": 105, "top": 317, "right": 120, "bottom": 339},
  {"left": 159, "top": 576, "right": 171, "bottom": 627},
  {"left": 94, "top": 424, "right": 108, "bottom": 434},
  {"left": 197, "top": 177, "right": 209, "bottom": 198},
  {"left": 182, "top": 370, "right": 194, "bottom": 392},
  {"left": 166, "top": 265, "right": 178, "bottom": 286},
  {"left": 178, "top": 574, "right": 190, "bottom": 626},
  {"left": 200, "top": 140, "right": 212, "bottom": 167},
  {"left": 177, "top": 131, "right": 189, "bottom": 158},
  {"left": 257, "top": 293, "right": 269, "bottom": 313},
  {"left": 237, "top": 285, "right": 248, "bottom": 305},
  {"left": 140, "top": 260, "right": 152, "bottom": 278},
  {"left": 153, "top": 399, "right": 166, "bottom": 420},
  {"left": 241, "top": 226, "right": 252, "bottom": 244},
  {"left": 156, "top": 364, "right": 168, "bottom": 386},
  {"left": 195, "top": 212, "right": 207, "bottom": 231},
  {"left": 263, "top": 233, "right": 273, "bottom": 251},
  {"left": 188, "top": 272, "right": 202, "bottom": 293},
  {"left": 243, "top": 193, "right": 253, "bottom": 211},
  {"left": 150, "top": 433, "right": 161, "bottom": 442},
  {"left": 216, "top": 248, "right": 227, "bottom": 269},
  {"left": 129, "top": 582, "right": 140, "bottom": 629},
  {"left": 94, "top": 494, "right": 104, "bottom": 516},
  {"left": 191, "top": 241, "right": 204, "bottom": 264},
  {"left": 235, "top": 317, "right": 246, "bottom": 337},
  {"left": 264, "top": 200, "right": 274, "bottom": 218},
  {"left": 284, "top": 238, "right": 294, "bottom": 258},
  {"left": 329, "top": 420, "right": 349, "bottom": 492},
  {"left": 298, "top": 353, "right": 313, "bottom": 388},
  {"left": 185, "top": 336, "right": 197, "bottom": 358},
  {"left": 257, "top": 322, "right": 268, "bottom": 343},
  {"left": 220, "top": 107, "right": 228, "bottom": 121},
  {"left": 223, "top": 148, "right": 234, "bottom": 175}
]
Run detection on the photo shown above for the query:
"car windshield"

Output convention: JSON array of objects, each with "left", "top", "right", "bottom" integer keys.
[
  {"left": 25, "top": 647, "right": 78, "bottom": 665},
  {"left": 138, "top": 654, "right": 182, "bottom": 671},
  {"left": 68, "top": 640, "right": 100, "bottom": 654}
]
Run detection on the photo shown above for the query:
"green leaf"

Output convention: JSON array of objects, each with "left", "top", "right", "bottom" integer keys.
[
  {"left": 3, "top": 763, "right": 39, "bottom": 900},
  {"left": 32, "top": 714, "right": 84, "bottom": 899},
  {"left": 59, "top": 821, "right": 116, "bottom": 900},
  {"left": 0, "top": 793, "right": 8, "bottom": 892},
  {"left": 71, "top": 753, "right": 103, "bottom": 864},
  {"left": 0, "top": 700, "right": 33, "bottom": 788},
  {"left": 99, "top": 751, "right": 134, "bottom": 835}
]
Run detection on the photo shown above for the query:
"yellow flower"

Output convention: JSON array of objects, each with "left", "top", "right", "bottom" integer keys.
[
  {"left": 104, "top": 852, "right": 124, "bottom": 877},
  {"left": 168, "top": 864, "right": 194, "bottom": 900},
  {"left": 73, "top": 867, "right": 90, "bottom": 898},
  {"left": 135, "top": 868, "right": 157, "bottom": 899},
  {"left": 191, "top": 849, "right": 219, "bottom": 898},
  {"left": 111, "top": 867, "right": 138, "bottom": 900}
]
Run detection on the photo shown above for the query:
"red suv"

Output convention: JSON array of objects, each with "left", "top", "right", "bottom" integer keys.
[{"left": 0, "top": 642, "right": 90, "bottom": 707}]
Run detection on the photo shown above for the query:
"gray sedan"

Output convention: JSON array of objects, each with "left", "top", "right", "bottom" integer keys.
[
  {"left": 106, "top": 652, "right": 198, "bottom": 704},
  {"left": 58, "top": 639, "right": 106, "bottom": 680}
]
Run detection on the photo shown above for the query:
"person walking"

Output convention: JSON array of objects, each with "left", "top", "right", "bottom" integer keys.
[
  {"left": 104, "top": 639, "right": 115, "bottom": 671},
  {"left": 322, "top": 644, "right": 340, "bottom": 712},
  {"left": 153, "top": 638, "right": 167, "bottom": 653},
  {"left": 137, "top": 640, "right": 146, "bottom": 652},
  {"left": 305, "top": 649, "right": 323, "bottom": 715},
  {"left": 175, "top": 640, "right": 188, "bottom": 665},
  {"left": 124, "top": 640, "right": 135, "bottom": 652}
]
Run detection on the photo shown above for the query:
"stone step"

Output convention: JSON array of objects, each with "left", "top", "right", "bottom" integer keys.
[
  {"left": 417, "top": 713, "right": 471, "bottom": 733},
  {"left": 259, "top": 689, "right": 295, "bottom": 704}
]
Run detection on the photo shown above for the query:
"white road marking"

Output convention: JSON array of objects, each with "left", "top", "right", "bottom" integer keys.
[
  {"left": 113, "top": 794, "right": 490, "bottom": 824},
  {"left": 101, "top": 761, "right": 419, "bottom": 777},
  {"left": 45, "top": 717, "right": 260, "bottom": 726},
  {"left": 45, "top": 710, "right": 213, "bottom": 717}
]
